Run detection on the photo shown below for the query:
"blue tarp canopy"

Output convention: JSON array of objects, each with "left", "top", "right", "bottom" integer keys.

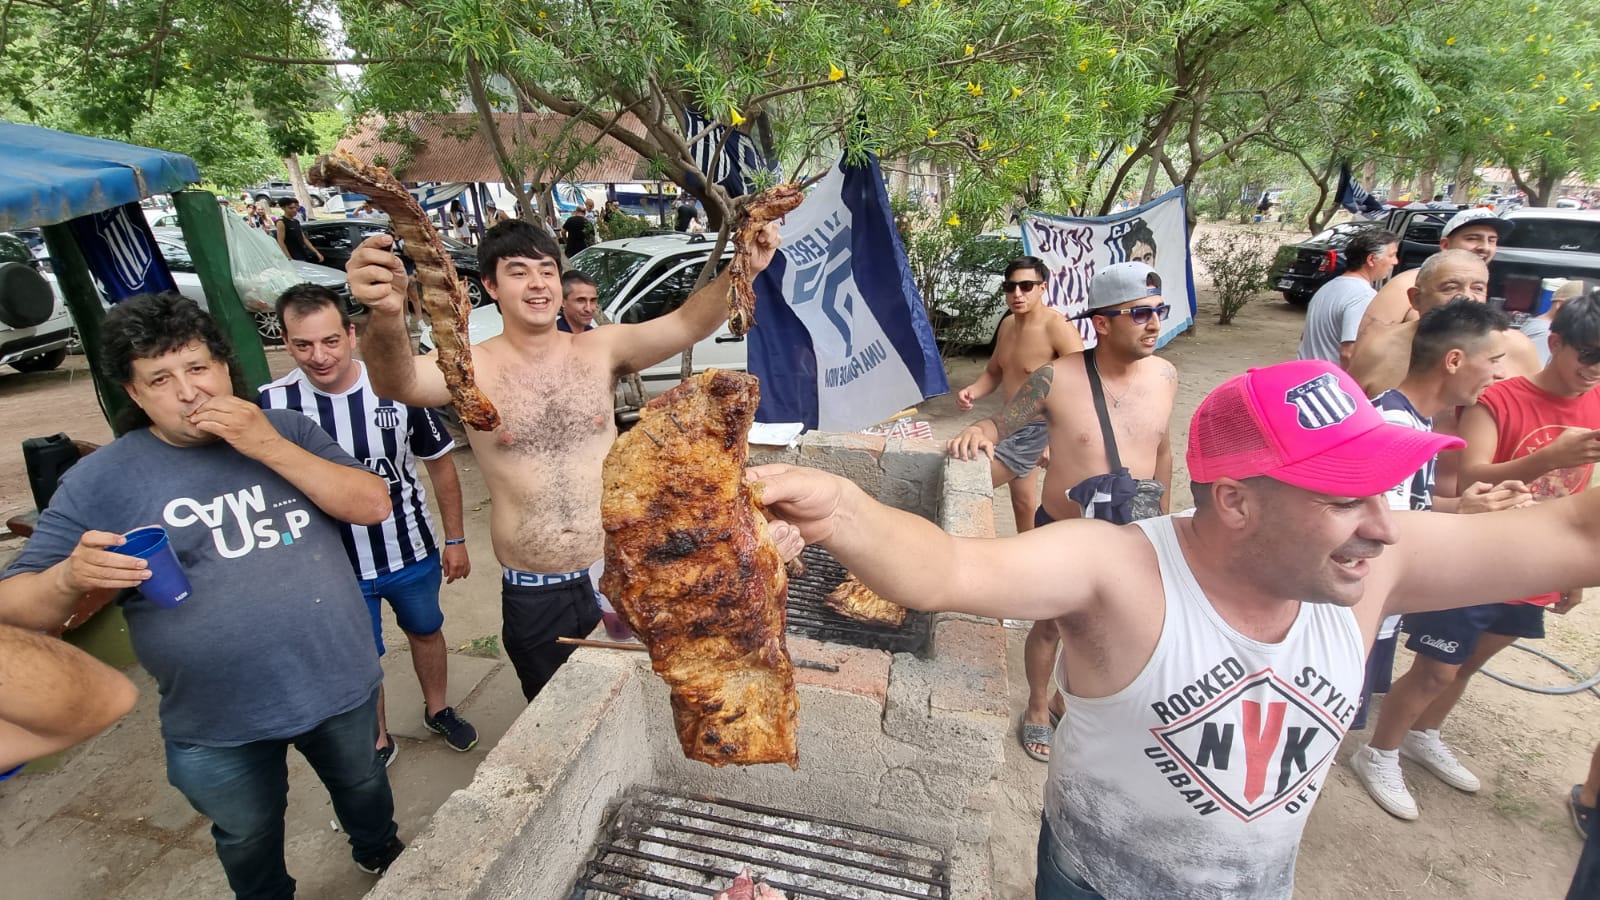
[{"left": 0, "top": 122, "right": 201, "bottom": 231}]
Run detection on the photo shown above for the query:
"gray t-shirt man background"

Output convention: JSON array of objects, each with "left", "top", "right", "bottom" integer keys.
[{"left": 1297, "top": 229, "right": 1401, "bottom": 367}]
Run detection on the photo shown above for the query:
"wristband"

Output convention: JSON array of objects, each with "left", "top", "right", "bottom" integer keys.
[{"left": 445, "top": 538, "right": 465, "bottom": 546}]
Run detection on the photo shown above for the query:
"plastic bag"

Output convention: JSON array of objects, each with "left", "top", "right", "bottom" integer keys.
[{"left": 220, "top": 211, "right": 302, "bottom": 312}]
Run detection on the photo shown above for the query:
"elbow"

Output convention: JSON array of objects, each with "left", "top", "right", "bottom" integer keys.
[{"left": 353, "top": 474, "right": 394, "bottom": 525}]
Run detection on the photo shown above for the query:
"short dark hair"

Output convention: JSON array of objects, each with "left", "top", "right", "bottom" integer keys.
[
  {"left": 101, "top": 292, "right": 244, "bottom": 431},
  {"left": 1409, "top": 297, "right": 1510, "bottom": 373},
  {"left": 1345, "top": 229, "right": 1399, "bottom": 270},
  {"left": 280, "top": 197, "right": 300, "bottom": 209},
  {"left": 1120, "top": 220, "right": 1157, "bottom": 259},
  {"left": 1552, "top": 290, "right": 1600, "bottom": 347},
  {"left": 1003, "top": 255, "right": 1049, "bottom": 283},
  {"left": 274, "top": 283, "right": 350, "bottom": 331},
  {"left": 479, "top": 219, "right": 561, "bottom": 282},
  {"left": 560, "top": 270, "right": 597, "bottom": 297}
]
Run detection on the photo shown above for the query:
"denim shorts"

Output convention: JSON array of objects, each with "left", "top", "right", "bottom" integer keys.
[
  {"left": 1403, "top": 601, "right": 1544, "bottom": 665},
  {"left": 357, "top": 552, "right": 445, "bottom": 655}
]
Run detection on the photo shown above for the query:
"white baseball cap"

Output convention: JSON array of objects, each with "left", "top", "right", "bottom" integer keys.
[{"left": 1442, "top": 207, "right": 1514, "bottom": 239}]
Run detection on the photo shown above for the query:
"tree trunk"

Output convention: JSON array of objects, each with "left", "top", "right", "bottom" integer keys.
[
  {"left": 1417, "top": 166, "right": 1436, "bottom": 201},
  {"left": 285, "top": 155, "right": 314, "bottom": 210},
  {"left": 1453, "top": 157, "right": 1475, "bottom": 203}
]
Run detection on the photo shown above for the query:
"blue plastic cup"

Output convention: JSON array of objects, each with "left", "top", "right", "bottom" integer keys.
[{"left": 112, "top": 525, "right": 192, "bottom": 608}]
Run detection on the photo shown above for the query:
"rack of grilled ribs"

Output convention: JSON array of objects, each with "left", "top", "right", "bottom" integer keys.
[
  {"left": 727, "top": 184, "right": 804, "bottom": 336},
  {"left": 825, "top": 574, "right": 907, "bottom": 627},
  {"left": 307, "top": 150, "right": 500, "bottom": 431},
  {"left": 599, "top": 369, "right": 798, "bottom": 768}
]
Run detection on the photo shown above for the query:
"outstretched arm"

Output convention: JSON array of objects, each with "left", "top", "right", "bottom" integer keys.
[
  {"left": 346, "top": 234, "right": 452, "bottom": 407},
  {"left": 749, "top": 463, "right": 1121, "bottom": 622},
  {"left": 947, "top": 363, "right": 1055, "bottom": 461},
  {"left": 0, "top": 624, "right": 138, "bottom": 770}
]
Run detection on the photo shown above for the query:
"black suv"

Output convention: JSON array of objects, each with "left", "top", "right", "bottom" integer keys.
[
  {"left": 1491, "top": 209, "right": 1600, "bottom": 313},
  {"left": 1270, "top": 206, "right": 1460, "bottom": 305},
  {"left": 302, "top": 217, "right": 490, "bottom": 308},
  {"left": 247, "top": 181, "right": 331, "bottom": 208}
]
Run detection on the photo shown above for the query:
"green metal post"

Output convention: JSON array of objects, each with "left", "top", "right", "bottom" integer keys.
[
  {"left": 171, "top": 190, "right": 271, "bottom": 395},
  {"left": 40, "top": 224, "right": 130, "bottom": 432}
]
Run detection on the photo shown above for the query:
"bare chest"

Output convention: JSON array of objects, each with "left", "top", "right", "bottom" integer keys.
[
  {"left": 997, "top": 327, "right": 1068, "bottom": 394},
  {"left": 1050, "top": 374, "right": 1171, "bottom": 478},
  {"left": 469, "top": 356, "right": 616, "bottom": 461}
]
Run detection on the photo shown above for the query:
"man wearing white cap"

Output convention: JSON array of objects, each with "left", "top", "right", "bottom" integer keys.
[
  {"left": 752, "top": 357, "right": 1600, "bottom": 899},
  {"left": 1352, "top": 207, "right": 1541, "bottom": 395},
  {"left": 949, "top": 261, "right": 1176, "bottom": 763}
]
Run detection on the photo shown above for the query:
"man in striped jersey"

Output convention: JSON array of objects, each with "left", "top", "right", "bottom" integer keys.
[{"left": 261, "top": 284, "right": 477, "bottom": 763}]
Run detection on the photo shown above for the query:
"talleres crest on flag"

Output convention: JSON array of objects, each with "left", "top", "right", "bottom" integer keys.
[{"left": 1283, "top": 373, "right": 1357, "bottom": 430}]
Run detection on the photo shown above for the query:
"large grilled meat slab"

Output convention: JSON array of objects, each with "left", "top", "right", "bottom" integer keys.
[
  {"left": 825, "top": 574, "right": 907, "bottom": 627},
  {"left": 599, "top": 370, "right": 798, "bottom": 768}
]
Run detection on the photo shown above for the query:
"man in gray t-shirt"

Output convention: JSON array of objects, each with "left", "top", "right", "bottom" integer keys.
[
  {"left": 0, "top": 294, "right": 406, "bottom": 893},
  {"left": 1297, "top": 229, "right": 1400, "bottom": 368}
]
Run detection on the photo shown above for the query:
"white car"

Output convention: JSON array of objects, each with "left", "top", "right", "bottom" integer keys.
[{"left": 429, "top": 232, "right": 746, "bottom": 382}]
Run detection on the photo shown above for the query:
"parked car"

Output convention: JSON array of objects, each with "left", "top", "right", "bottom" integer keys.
[
  {"left": 0, "top": 231, "right": 73, "bottom": 373},
  {"left": 1269, "top": 206, "right": 1459, "bottom": 305},
  {"left": 1489, "top": 209, "right": 1600, "bottom": 314},
  {"left": 302, "top": 216, "right": 490, "bottom": 309},
  {"left": 246, "top": 181, "right": 331, "bottom": 208}
]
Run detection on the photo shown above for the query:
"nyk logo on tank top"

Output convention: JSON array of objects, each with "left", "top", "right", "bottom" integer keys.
[{"left": 1142, "top": 656, "right": 1354, "bottom": 822}]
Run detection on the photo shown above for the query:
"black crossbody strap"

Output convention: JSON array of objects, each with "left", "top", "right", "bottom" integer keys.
[{"left": 1083, "top": 349, "right": 1123, "bottom": 472}]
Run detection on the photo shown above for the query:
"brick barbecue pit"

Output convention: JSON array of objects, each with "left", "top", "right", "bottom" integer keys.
[{"left": 364, "top": 434, "right": 1009, "bottom": 900}]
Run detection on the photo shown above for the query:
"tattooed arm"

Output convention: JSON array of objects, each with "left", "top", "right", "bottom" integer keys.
[{"left": 946, "top": 364, "right": 1056, "bottom": 461}]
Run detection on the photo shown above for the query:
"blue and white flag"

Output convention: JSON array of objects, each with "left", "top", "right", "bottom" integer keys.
[
  {"left": 1022, "top": 187, "right": 1197, "bottom": 350},
  {"left": 1336, "top": 163, "right": 1385, "bottom": 215},
  {"left": 680, "top": 107, "right": 773, "bottom": 199},
  {"left": 750, "top": 154, "right": 949, "bottom": 430},
  {"left": 65, "top": 202, "right": 177, "bottom": 304}
]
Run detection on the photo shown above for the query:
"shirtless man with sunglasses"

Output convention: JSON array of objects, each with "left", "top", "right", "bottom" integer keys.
[
  {"left": 951, "top": 261, "right": 1177, "bottom": 762},
  {"left": 950, "top": 255, "right": 1085, "bottom": 535}
]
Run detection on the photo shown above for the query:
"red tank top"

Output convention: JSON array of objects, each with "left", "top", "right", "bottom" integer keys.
[{"left": 1477, "top": 376, "right": 1600, "bottom": 605}]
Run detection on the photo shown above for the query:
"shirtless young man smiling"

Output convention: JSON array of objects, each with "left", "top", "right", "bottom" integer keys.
[
  {"left": 347, "top": 219, "right": 782, "bottom": 699},
  {"left": 949, "top": 262, "right": 1176, "bottom": 762},
  {"left": 951, "top": 255, "right": 1084, "bottom": 533}
]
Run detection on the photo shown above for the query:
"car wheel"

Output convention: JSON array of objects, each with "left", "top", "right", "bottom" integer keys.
[
  {"left": 11, "top": 347, "right": 67, "bottom": 372},
  {"left": 0, "top": 261, "right": 55, "bottom": 328},
  {"left": 464, "top": 275, "right": 488, "bottom": 308},
  {"left": 254, "top": 310, "right": 284, "bottom": 345},
  {"left": 1282, "top": 291, "right": 1310, "bottom": 307}
]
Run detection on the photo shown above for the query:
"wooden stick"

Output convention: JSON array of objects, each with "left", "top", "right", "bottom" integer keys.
[{"left": 558, "top": 636, "right": 649, "bottom": 652}]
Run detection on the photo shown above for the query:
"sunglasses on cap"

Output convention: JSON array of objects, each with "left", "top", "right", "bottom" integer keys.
[
  {"left": 1098, "top": 303, "right": 1171, "bottom": 325},
  {"left": 1001, "top": 279, "right": 1045, "bottom": 294}
]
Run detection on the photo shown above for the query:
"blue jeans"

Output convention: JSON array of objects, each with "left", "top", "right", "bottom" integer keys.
[
  {"left": 1569, "top": 803, "right": 1600, "bottom": 900},
  {"left": 1037, "top": 814, "right": 1105, "bottom": 900},
  {"left": 165, "top": 689, "right": 397, "bottom": 899}
]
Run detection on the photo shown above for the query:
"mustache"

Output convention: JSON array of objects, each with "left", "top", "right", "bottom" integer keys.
[{"left": 1333, "top": 539, "right": 1385, "bottom": 560}]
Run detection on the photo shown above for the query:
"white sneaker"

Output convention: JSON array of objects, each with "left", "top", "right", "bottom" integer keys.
[
  {"left": 1399, "top": 730, "right": 1480, "bottom": 793},
  {"left": 1351, "top": 745, "right": 1419, "bottom": 820}
]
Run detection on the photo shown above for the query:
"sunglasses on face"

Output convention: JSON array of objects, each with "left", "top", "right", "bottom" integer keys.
[
  {"left": 1099, "top": 303, "right": 1171, "bottom": 325},
  {"left": 1002, "top": 279, "right": 1044, "bottom": 294}
]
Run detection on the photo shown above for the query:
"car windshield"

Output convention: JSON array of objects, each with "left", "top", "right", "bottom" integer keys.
[
  {"left": 1308, "top": 222, "right": 1370, "bottom": 243},
  {"left": 155, "top": 238, "right": 194, "bottom": 271},
  {"left": 1501, "top": 218, "right": 1600, "bottom": 254},
  {"left": 569, "top": 247, "right": 652, "bottom": 300}
]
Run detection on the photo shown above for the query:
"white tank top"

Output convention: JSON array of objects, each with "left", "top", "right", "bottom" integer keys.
[{"left": 1043, "top": 515, "right": 1366, "bottom": 900}]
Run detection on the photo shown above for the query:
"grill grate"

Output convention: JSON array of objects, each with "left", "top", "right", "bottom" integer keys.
[
  {"left": 570, "top": 789, "right": 952, "bottom": 899},
  {"left": 785, "top": 546, "right": 931, "bottom": 656}
]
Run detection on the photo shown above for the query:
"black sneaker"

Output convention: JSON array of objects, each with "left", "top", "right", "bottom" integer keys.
[
  {"left": 375, "top": 734, "right": 398, "bottom": 768},
  {"left": 355, "top": 836, "right": 406, "bottom": 875},
  {"left": 423, "top": 706, "right": 479, "bottom": 752}
]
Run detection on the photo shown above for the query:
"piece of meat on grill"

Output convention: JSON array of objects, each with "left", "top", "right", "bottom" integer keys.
[
  {"left": 825, "top": 574, "right": 907, "bottom": 627},
  {"left": 306, "top": 150, "right": 500, "bottom": 431},
  {"left": 599, "top": 369, "right": 798, "bottom": 768},
  {"left": 713, "top": 869, "right": 788, "bottom": 900}
]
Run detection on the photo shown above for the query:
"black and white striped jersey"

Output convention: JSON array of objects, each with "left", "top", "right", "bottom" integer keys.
[{"left": 259, "top": 362, "right": 454, "bottom": 579}]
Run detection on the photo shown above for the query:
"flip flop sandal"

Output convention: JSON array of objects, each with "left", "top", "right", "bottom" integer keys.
[{"left": 1021, "top": 722, "right": 1054, "bottom": 762}]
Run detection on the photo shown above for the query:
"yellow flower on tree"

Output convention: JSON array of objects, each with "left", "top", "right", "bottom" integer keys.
[
  {"left": 965, "top": 44, "right": 976, "bottom": 56},
  {"left": 927, "top": 126, "right": 938, "bottom": 138},
  {"left": 829, "top": 63, "right": 845, "bottom": 81},
  {"left": 900, "top": 0, "right": 913, "bottom": 6},
  {"left": 730, "top": 107, "right": 747, "bottom": 126},
  {"left": 967, "top": 82, "right": 984, "bottom": 97},
  {"left": 1559, "top": 96, "right": 1568, "bottom": 104},
  {"left": 538, "top": 9, "right": 547, "bottom": 17},
  {"left": 978, "top": 138, "right": 992, "bottom": 151},
  {"left": 1446, "top": 36, "right": 1457, "bottom": 45},
  {"left": 947, "top": 213, "right": 961, "bottom": 227},
  {"left": 1078, "top": 58, "right": 1089, "bottom": 71},
  {"left": 1107, "top": 48, "right": 1118, "bottom": 56},
  {"left": 1507, "top": 123, "right": 1516, "bottom": 131},
  {"left": 1124, "top": 145, "right": 1136, "bottom": 155}
]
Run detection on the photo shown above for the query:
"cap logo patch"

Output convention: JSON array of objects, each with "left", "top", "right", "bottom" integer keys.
[{"left": 1284, "top": 373, "right": 1357, "bottom": 430}]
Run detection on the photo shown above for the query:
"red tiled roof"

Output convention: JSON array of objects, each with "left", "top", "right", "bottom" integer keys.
[{"left": 335, "top": 112, "right": 654, "bottom": 184}]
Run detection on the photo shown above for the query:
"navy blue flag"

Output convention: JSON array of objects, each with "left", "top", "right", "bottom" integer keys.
[
  {"left": 1336, "top": 164, "right": 1385, "bottom": 215},
  {"left": 680, "top": 107, "right": 774, "bottom": 199},
  {"left": 66, "top": 202, "right": 178, "bottom": 304},
  {"left": 749, "top": 153, "right": 949, "bottom": 430}
]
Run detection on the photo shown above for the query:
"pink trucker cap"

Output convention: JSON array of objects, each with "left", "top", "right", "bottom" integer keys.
[{"left": 1187, "top": 360, "right": 1464, "bottom": 496}]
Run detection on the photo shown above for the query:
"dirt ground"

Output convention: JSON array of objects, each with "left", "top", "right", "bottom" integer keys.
[{"left": 0, "top": 221, "right": 1596, "bottom": 898}]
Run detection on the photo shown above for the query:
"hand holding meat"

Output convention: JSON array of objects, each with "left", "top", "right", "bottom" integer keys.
[
  {"left": 346, "top": 235, "right": 410, "bottom": 318},
  {"left": 745, "top": 464, "right": 851, "bottom": 545}
]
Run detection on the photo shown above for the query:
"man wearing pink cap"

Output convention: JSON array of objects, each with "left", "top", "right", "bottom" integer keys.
[{"left": 750, "top": 358, "right": 1600, "bottom": 899}]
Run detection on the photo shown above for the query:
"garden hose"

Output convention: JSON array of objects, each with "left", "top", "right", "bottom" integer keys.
[{"left": 1478, "top": 641, "right": 1600, "bottom": 697}]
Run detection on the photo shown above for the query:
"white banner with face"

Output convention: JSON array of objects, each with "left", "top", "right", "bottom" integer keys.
[{"left": 1021, "top": 186, "right": 1196, "bottom": 349}]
